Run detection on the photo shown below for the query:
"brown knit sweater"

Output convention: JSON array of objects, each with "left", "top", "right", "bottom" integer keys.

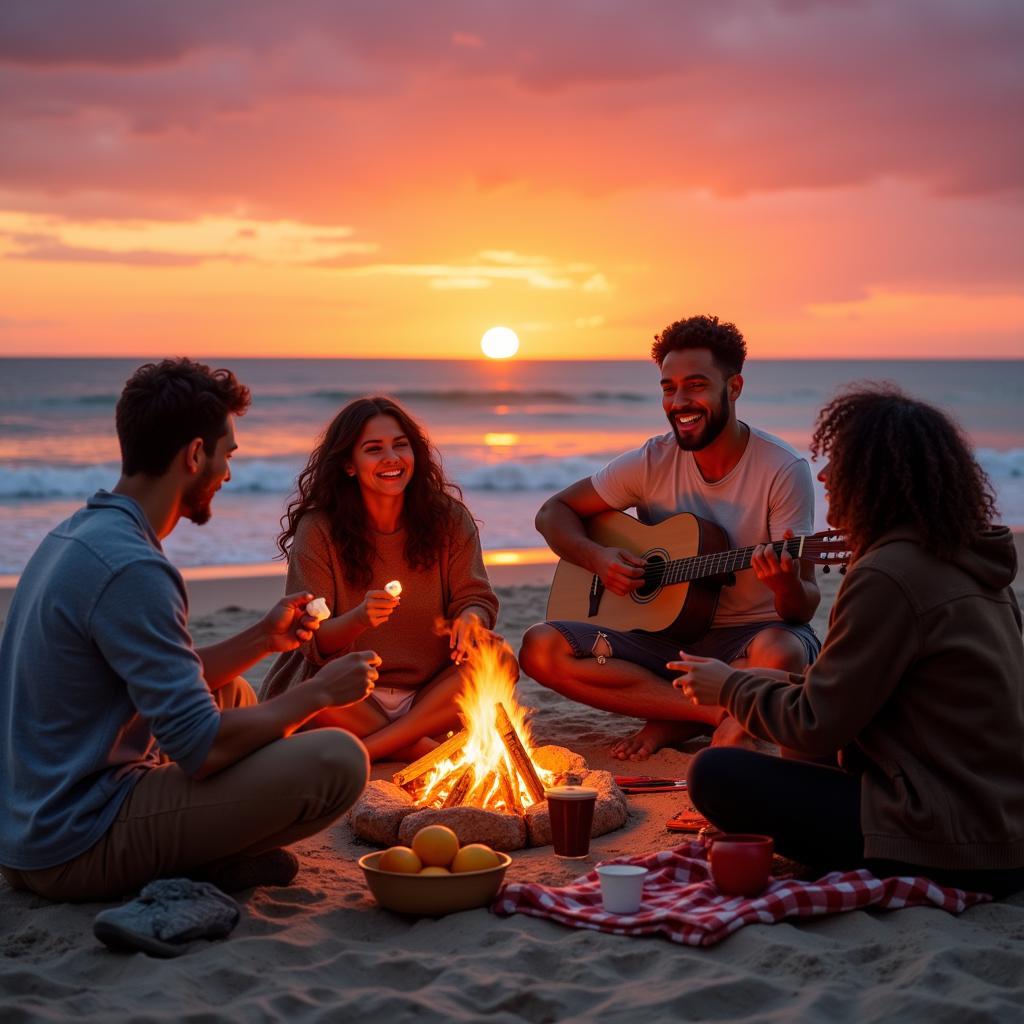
[
  {"left": 714, "top": 527, "right": 1024, "bottom": 871},
  {"left": 260, "top": 504, "right": 498, "bottom": 700}
]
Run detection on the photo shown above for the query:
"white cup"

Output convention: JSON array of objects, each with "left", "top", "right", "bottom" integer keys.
[{"left": 596, "top": 864, "right": 649, "bottom": 914}]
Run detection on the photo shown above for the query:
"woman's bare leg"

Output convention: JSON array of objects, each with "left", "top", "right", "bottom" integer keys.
[
  {"left": 359, "top": 665, "right": 467, "bottom": 763},
  {"left": 302, "top": 666, "right": 468, "bottom": 763}
]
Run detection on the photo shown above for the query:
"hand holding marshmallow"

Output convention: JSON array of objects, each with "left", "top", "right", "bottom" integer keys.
[{"left": 305, "top": 597, "right": 331, "bottom": 621}]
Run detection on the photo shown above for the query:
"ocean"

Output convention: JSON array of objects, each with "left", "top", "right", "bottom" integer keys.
[{"left": 1, "top": 357, "right": 1021, "bottom": 576}]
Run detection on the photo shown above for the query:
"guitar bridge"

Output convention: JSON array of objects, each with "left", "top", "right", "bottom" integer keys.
[{"left": 588, "top": 575, "right": 605, "bottom": 618}]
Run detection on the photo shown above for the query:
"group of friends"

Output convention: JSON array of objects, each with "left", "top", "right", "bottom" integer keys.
[{"left": 1, "top": 314, "right": 1022, "bottom": 905}]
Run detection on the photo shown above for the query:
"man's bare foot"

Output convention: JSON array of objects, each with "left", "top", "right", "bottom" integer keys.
[
  {"left": 710, "top": 716, "right": 760, "bottom": 750},
  {"left": 610, "top": 720, "right": 709, "bottom": 761}
]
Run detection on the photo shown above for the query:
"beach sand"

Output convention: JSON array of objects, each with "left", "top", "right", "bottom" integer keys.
[{"left": 2, "top": 551, "right": 1023, "bottom": 1022}]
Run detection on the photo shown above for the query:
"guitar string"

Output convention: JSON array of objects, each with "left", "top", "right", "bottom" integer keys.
[
  {"left": 640, "top": 537, "right": 845, "bottom": 585},
  {"left": 648, "top": 543, "right": 837, "bottom": 585},
  {"left": 644, "top": 539, "right": 798, "bottom": 584},
  {"left": 647, "top": 548, "right": 845, "bottom": 585}
]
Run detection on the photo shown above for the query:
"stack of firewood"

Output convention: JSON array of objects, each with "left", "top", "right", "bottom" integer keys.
[{"left": 391, "top": 702, "right": 546, "bottom": 813}]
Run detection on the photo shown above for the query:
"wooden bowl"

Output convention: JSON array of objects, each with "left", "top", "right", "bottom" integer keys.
[{"left": 358, "top": 851, "right": 512, "bottom": 916}]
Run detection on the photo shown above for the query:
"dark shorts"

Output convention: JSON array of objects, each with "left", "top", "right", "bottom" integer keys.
[{"left": 547, "top": 619, "right": 821, "bottom": 682}]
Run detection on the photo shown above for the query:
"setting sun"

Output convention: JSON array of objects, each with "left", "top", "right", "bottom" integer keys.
[{"left": 480, "top": 326, "right": 520, "bottom": 360}]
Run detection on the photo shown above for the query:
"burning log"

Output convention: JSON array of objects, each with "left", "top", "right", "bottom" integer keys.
[
  {"left": 468, "top": 768, "right": 498, "bottom": 808},
  {"left": 441, "top": 764, "right": 475, "bottom": 808},
  {"left": 495, "top": 703, "right": 546, "bottom": 804},
  {"left": 497, "top": 756, "right": 523, "bottom": 815},
  {"left": 393, "top": 728, "right": 469, "bottom": 790}
]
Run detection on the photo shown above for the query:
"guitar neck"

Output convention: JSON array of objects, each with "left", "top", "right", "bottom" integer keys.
[{"left": 650, "top": 537, "right": 805, "bottom": 586}]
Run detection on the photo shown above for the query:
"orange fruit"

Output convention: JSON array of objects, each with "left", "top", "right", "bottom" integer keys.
[
  {"left": 451, "top": 844, "right": 501, "bottom": 874},
  {"left": 418, "top": 866, "right": 451, "bottom": 876},
  {"left": 378, "top": 846, "right": 422, "bottom": 874},
  {"left": 411, "top": 824, "right": 460, "bottom": 868}
]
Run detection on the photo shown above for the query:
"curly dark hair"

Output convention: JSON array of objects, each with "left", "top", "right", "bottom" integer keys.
[
  {"left": 651, "top": 315, "right": 747, "bottom": 376},
  {"left": 277, "top": 396, "right": 466, "bottom": 589},
  {"left": 116, "top": 358, "right": 251, "bottom": 476},
  {"left": 810, "top": 384, "right": 997, "bottom": 559}
]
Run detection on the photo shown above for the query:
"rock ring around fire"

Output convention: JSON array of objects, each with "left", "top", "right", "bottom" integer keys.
[{"left": 348, "top": 748, "right": 629, "bottom": 851}]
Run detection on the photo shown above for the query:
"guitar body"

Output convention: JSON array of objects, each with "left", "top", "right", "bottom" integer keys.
[{"left": 545, "top": 511, "right": 731, "bottom": 643}]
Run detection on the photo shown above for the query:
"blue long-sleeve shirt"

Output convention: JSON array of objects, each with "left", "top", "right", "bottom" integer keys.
[{"left": 0, "top": 491, "right": 221, "bottom": 870}]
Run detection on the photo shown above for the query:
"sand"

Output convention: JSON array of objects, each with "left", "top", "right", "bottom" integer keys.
[{"left": 2, "top": 554, "right": 1023, "bottom": 1022}]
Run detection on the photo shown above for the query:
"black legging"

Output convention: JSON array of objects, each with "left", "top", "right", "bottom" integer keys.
[{"left": 687, "top": 748, "right": 1024, "bottom": 899}]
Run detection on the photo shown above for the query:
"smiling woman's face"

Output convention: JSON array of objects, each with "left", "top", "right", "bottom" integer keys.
[{"left": 347, "top": 413, "right": 415, "bottom": 499}]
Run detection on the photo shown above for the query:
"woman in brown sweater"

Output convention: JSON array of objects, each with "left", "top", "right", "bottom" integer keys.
[
  {"left": 260, "top": 397, "right": 499, "bottom": 762},
  {"left": 676, "top": 386, "right": 1024, "bottom": 897}
]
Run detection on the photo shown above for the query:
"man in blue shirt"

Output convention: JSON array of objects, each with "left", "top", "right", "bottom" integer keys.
[{"left": 0, "top": 359, "right": 378, "bottom": 901}]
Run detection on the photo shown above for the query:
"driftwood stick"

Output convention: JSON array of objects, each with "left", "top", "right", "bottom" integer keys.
[
  {"left": 496, "top": 756, "right": 523, "bottom": 814},
  {"left": 392, "top": 728, "right": 469, "bottom": 789},
  {"left": 441, "top": 764, "right": 475, "bottom": 809},
  {"left": 495, "top": 703, "right": 545, "bottom": 804}
]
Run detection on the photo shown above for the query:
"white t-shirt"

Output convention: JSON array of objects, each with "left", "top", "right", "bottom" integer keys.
[{"left": 591, "top": 425, "right": 815, "bottom": 627}]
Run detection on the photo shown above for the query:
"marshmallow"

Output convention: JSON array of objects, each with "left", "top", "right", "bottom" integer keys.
[
  {"left": 305, "top": 597, "right": 331, "bottom": 621},
  {"left": 384, "top": 580, "right": 403, "bottom": 598}
]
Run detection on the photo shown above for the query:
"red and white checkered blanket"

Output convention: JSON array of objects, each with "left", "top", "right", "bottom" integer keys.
[{"left": 491, "top": 841, "right": 990, "bottom": 947}]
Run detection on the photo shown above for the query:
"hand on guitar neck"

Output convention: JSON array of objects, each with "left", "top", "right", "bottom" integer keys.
[{"left": 751, "top": 528, "right": 812, "bottom": 622}]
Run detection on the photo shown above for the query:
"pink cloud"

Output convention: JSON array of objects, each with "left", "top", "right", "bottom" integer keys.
[{"left": 0, "top": 1, "right": 1017, "bottom": 209}]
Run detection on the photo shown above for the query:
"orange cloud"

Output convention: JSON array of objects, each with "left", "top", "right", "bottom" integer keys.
[{"left": 0, "top": 2, "right": 1020, "bottom": 358}]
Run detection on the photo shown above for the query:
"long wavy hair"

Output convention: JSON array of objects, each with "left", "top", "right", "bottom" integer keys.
[
  {"left": 278, "top": 396, "right": 465, "bottom": 588},
  {"left": 810, "top": 384, "right": 997, "bottom": 560}
]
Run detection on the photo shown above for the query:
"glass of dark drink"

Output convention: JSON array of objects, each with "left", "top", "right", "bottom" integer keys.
[{"left": 545, "top": 785, "right": 598, "bottom": 858}]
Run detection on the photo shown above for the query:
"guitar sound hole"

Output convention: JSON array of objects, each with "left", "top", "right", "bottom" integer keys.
[{"left": 635, "top": 552, "right": 666, "bottom": 601}]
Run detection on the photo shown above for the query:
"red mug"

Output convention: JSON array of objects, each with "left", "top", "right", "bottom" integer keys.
[{"left": 708, "top": 834, "right": 774, "bottom": 897}]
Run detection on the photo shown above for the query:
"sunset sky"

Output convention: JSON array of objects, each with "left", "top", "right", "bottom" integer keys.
[{"left": 0, "top": 1, "right": 1021, "bottom": 360}]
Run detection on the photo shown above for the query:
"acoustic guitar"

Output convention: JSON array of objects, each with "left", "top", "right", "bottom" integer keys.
[{"left": 545, "top": 510, "right": 849, "bottom": 643}]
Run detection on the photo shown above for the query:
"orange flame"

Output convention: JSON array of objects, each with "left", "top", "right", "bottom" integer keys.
[{"left": 418, "top": 620, "right": 553, "bottom": 811}]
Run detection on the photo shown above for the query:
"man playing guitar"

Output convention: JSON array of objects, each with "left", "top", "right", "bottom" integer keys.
[{"left": 519, "top": 314, "right": 821, "bottom": 760}]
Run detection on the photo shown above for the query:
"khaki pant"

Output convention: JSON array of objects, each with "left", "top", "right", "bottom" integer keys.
[{"left": 1, "top": 678, "right": 369, "bottom": 902}]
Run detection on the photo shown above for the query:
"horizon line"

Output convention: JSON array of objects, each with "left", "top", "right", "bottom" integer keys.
[{"left": 0, "top": 354, "right": 1021, "bottom": 363}]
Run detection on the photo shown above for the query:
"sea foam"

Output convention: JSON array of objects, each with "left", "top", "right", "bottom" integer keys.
[{"left": 1, "top": 449, "right": 1021, "bottom": 501}]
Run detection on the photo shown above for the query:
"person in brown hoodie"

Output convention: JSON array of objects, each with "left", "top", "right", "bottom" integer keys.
[
  {"left": 676, "top": 385, "right": 1024, "bottom": 897},
  {"left": 260, "top": 396, "right": 499, "bottom": 763}
]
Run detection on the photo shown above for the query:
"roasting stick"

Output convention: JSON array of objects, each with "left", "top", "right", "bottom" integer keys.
[{"left": 613, "top": 774, "right": 688, "bottom": 794}]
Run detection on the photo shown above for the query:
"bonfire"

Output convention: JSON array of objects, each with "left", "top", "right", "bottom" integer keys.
[
  {"left": 349, "top": 623, "right": 628, "bottom": 851},
  {"left": 392, "top": 631, "right": 555, "bottom": 812}
]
